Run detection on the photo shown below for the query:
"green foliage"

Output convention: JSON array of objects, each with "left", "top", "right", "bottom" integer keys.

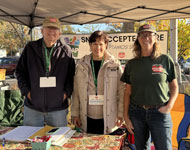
[
  {"left": 139, "top": 20, "right": 190, "bottom": 61},
  {"left": 127, "top": 19, "right": 190, "bottom": 60},
  {"left": 178, "top": 19, "right": 190, "bottom": 60},
  {"left": 0, "top": 21, "right": 76, "bottom": 56},
  {"left": 61, "top": 25, "right": 76, "bottom": 34},
  {"left": 0, "top": 21, "right": 30, "bottom": 56},
  {"left": 105, "top": 23, "right": 122, "bottom": 33},
  {"left": 0, "top": 19, "right": 190, "bottom": 59}
]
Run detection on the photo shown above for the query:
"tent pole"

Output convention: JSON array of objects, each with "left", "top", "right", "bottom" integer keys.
[
  {"left": 170, "top": 19, "right": 178, "bottom": 62},
  {"left": 30, "top": 28, "right": 33, "bottom": 41},
  {"left": 170, "top": 19, "right": 182, "bottom": 84}
]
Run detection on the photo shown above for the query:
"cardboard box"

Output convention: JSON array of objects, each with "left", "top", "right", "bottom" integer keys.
[{"left": 31, "top": 138, "right": 51, "bottom": 150}]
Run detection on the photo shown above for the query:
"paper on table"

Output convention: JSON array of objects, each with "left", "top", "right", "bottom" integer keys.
[
  {"left": 51, "top": 126, "right": 71, "bottom": 136},
  {"left": 50, "top": 126, "right": 71, "bottom": 144},
  {"left": 0, "top": 126, "right": 43, "bottom": 142},
  {"left": 29, "top": 126, "right": 74, "bottom": 147},
  {"left": 51, "top": 129, "right": 76, "bottom": 147}
]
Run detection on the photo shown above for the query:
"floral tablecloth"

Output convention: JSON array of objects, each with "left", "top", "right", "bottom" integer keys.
[
  {"left": 0, "top": 127, "right": 124, "bottom": 150},
  {"left": 62, "top": 133, "right": 123, "bottom": 150}
]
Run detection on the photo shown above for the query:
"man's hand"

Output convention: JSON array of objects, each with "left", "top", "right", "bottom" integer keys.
[
  {"left": 63, "top": 93, "right": 67, "bottom": 100},
  {"left": 73, "top": 116, "right": 81, "bottom": 127},
  {"left": 27, "top": 92, "right": 31, "bottom": 100}
]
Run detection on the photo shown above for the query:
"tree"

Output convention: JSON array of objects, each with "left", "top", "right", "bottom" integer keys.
[
  {"left": 0, "top": 21, "right": 30, "bottom": 56},
  {"left": 178, "top": 19, "right": 190, "bottom": 60},
  {"left": 141, "top": 19, "right": 190, "bottom": 61},
  {"left": 61, "top": 25, "right": 76, "bottom": 34},
  {"left": 1, "top": 19, "right": 189, "bottom": 59},
  {"left": 0, "top": 21, "right": 76, "bottom": 56},
  {"left": 106, "top": 19, "right": 190, "bottom": 61},
  {"left": 122, "top": 22, "right": 135, "bottom": 33}
]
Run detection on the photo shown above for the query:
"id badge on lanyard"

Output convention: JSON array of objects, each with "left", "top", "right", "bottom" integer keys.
[
  {"left": 40, "top": 41, "right": 56, "bottom": 88},
  {"left": 40, "top": 77, "right": 56, "bottom": 87},
  {"left": 89, "top": 95, "right": 104, "bottom": 105}
]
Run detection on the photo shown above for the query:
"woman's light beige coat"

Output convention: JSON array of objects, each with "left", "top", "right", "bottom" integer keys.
[{"left": 71, "top": 52, "right": 124, "bottom": 134}]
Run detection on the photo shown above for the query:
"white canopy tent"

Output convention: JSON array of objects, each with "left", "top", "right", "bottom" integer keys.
[
  {"left": 0, "top": 0, "right": 189, "bottom": 65},
  {"left": 0, "top": 1, "right": 189, "bottom": 146},
  {"left": 0, "top": 0, "right": 189, "bottom": 28}
]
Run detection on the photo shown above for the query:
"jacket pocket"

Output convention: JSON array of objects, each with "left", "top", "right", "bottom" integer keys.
[
  {"left": 107, "top": 68, "right": 118, "bottom": 93},
  {"left": 107, "top": 67, "right": 118, "bottom": 77},
  {"left": 75, "top": 65, "right": 88, "bottom": 90}
]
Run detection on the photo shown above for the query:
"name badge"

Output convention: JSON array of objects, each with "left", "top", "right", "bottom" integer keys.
[
  {"left": 89, "top": 95, "right": 104, "bottom": 105},
  {"left": 40, "top": 77, "right": 56, "bottom": 88}
]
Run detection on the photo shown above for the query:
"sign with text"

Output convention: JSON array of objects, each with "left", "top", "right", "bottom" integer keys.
[{"left": 61, "top": 31, "right": 168, "bottom": 60}]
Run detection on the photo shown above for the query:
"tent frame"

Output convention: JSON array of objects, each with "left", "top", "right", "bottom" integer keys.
[{"left": 0, "top": 0, "right": 189, "bottom": 29}]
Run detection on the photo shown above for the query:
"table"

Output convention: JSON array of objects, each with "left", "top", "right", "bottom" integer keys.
[{"left": 0, "top": 126, "right": 124, "bottom": 150}]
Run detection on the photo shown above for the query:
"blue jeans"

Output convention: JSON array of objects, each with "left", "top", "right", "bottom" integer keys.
[
  {"left": 129, "top": 104, "right": 172, "bottom": 150},
  {"left": 24, "top": 106, "right": 68, "bottom": 127}
]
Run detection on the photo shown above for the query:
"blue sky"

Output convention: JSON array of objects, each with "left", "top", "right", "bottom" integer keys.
[
  {"left": 70, "top": 23, "right": 116, "bottom": 34},
  {"left": 33, "top": 23, "right": 112, "bottom": 40}
]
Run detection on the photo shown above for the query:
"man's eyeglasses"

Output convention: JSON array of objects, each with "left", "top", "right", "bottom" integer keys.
[{"left": 139, "top": 33, "right": 156, "bottom": 38}]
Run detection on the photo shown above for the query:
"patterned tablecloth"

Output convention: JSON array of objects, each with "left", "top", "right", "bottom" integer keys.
[{"left": 0, "top": 127, "right": 124, "bottom": 150}]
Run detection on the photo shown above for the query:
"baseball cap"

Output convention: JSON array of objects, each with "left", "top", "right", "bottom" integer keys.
[
  {"left": 42, "top": 17, "right": 61, "bottom": 29},
  {"left": 138, "top": 24, "right": 156, "bottom": 34}
]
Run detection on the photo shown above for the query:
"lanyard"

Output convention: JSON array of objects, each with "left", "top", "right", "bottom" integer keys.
[
  {"left": 43, "top": 41, "right": 54, "bottom": 75},
  {"left": 91, "top": 56, "right": 104, "bottom": 95}
]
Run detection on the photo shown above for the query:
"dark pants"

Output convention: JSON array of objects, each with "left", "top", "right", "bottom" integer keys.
[
  {"left": 87, "top": 117, "right": 104, "bottom": 134},
  {"left": 129, "top": 104, "right": 172, "bottom": 150}
]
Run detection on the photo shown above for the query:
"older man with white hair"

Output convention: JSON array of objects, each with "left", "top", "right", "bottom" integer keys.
[{"left": 16, "top": 17, "right": 75, "bottom": 127}]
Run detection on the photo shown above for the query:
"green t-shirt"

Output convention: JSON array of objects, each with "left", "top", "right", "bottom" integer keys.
[{"left": 120, "top": 54, "right": 177, "bottom": 105}]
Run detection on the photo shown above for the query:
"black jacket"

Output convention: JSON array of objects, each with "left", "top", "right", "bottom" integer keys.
[{"left": 16, "top": 38, "right": 75, "bottom": 112}]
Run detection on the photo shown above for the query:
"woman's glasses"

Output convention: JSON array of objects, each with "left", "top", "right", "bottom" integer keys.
[{"left": 139, "top": 33, "right": 156, "bottom": 38}]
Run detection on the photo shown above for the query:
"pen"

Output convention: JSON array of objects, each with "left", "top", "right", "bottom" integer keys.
[{"left": 2, "top": 137, "right": 5, "bottom": 147}]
